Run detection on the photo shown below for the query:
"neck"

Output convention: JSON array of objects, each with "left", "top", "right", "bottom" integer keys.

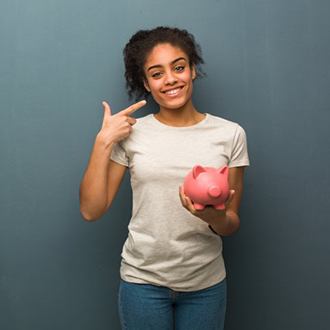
[{"left": 155, "top": 99, "right": 204, "bottom": 127}]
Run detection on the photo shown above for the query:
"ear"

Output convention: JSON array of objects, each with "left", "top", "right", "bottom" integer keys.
[
  {"left": 191, "top": 65, "right": 197, "bottom": 81},
  {"left": 143, "top": 79, "right": 151, "bottom": 92},
  {"left": 192, "top": 165, "right": 205, "bottom": 179},
  {"left": 218, "top": 166, "right": 229, "bottom": 176}
]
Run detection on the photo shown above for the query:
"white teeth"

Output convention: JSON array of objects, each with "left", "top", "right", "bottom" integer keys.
[{"left": 165, "top": 88, "right": 181, "bottom": 95}]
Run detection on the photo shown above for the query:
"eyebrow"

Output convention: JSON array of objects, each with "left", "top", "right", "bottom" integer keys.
[{"left": 147, "top": 57, "right": 187, "bottom": 72}]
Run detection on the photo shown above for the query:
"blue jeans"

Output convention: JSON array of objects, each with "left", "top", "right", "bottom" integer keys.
[{"left": 118, "top": 278, "right": 227, "bottom": 330}]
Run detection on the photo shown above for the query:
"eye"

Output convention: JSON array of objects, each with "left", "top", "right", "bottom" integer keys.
[
  {"left": 175, "top": 65, "right": 185, "bottom": 72},
  {"left": 151, "top": 72, "right": 162, "bottom": 78}
]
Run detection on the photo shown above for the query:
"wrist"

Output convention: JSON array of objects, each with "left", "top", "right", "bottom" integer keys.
[
  {"left": 208, "top": 212, "right": 228, "bottom": 228},
  {"left": 208, "top": 211, "right": 239, "bottom": 236},
  {"left": 95, "top": 132, "right": 115, "bottom": 150},
  {"left": 208, "top": 224, "right": 219, "bottom": 235}
]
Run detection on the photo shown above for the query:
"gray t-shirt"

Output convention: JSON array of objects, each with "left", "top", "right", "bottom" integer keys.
[{"left": 110, "top": 113, "right": 250, "bottom": 291}]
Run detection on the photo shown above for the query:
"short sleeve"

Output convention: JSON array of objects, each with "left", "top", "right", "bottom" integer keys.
[
  {"left": 228, "top": 125, "right": 250, "bottom": 167},
  {"left": 110, "top": 142, "right": 129, "bottom": 167}
]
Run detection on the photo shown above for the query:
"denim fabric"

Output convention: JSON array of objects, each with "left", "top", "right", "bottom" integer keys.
[{"left": 118, "top": 278, "right": 227, "bottom": 330}]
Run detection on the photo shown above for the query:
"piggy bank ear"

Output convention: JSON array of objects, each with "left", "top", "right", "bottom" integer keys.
[
  {"left": 218, "top": 166, "right": 229, "bottom": 176},
  {"left": 192, "top": 165, "right": 205, "bottom": 179}
]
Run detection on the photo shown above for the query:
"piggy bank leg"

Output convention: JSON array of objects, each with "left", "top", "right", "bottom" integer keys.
[
  {"left": 194, "top": 203, "right": 205, "bottom": 210},
  {"left": 214, "top": 203, "right": 225, "bottom": 210}
]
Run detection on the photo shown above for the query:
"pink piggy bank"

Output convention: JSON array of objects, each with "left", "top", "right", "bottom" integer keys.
[{"left": 183, "top": 165, "right": 229, "bottom": 210}]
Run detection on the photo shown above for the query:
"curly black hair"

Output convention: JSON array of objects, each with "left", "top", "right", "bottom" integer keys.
[{"left": 123, "top": 26, "right": 206, "bottom": 101}]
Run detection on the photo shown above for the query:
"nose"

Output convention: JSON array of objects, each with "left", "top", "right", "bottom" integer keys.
[
  {"left": 208, "top": 185, "right": 221, "bottom": 198},
  {"left": 164, "top": 70, "right": 178, "bottom": 85}
]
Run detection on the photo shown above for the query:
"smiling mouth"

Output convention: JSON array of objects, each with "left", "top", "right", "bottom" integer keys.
[{"left": 162, "top": 86, "right": 184, "bottom": 96}]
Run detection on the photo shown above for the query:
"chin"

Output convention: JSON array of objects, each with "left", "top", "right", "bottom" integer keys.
[
  {"left": 159, "top": 100, "right": 187, "bottom": 110},
  {"left": 155, "top": 94, "right": 192, "bottom": 110}
]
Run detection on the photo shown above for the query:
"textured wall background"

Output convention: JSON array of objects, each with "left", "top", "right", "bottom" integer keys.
[{"left": 1, "top": 0, "right": 329, "bottom": 329}]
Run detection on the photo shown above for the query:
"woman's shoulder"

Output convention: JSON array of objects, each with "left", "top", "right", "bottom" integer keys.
[{"left": 207, "top": 113, "right": 243, "bottom": 130}]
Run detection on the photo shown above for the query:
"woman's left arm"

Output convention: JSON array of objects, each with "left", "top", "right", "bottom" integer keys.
[{"left": 179, "top": 166, "right": 246, "bottom": 236}]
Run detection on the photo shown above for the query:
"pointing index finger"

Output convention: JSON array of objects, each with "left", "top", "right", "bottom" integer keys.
[{"left": 122, "top": 100, "right": 147, "bottom": 115}]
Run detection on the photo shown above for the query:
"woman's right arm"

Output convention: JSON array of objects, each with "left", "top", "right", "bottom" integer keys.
[{"left": 79, "top": 100, "right": 146, "bottom": 221}]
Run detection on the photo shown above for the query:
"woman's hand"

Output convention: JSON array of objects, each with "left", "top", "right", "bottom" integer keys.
[
  {"left": 97, "top": 100, "right": 147, "bottom": 147},
  {"left": 179, "top": 167, "right": 245, "bottom": 236},
  {"left": 179, "top": 186, "right": 235, "bottom": 225}
]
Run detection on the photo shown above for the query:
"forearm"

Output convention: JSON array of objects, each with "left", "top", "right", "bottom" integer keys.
[
  {"left": 79, "top": 134, "right": 114, "bottom": 221},
  {"left": 208, "top": 210, "right": 240, "bottom": 236}
]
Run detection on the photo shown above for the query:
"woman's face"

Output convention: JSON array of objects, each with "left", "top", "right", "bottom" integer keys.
[{"left": 143, "top": 43, "right": 196, "bottom": 110}]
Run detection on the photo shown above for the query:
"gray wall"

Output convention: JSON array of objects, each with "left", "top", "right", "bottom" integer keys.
[{"left": 1, "top": 0, "right": 329, "bottom": 329}]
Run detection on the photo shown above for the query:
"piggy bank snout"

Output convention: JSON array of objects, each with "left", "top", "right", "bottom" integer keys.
[{"left": 208, "top": 185, "right": 221, "bottom": 198}]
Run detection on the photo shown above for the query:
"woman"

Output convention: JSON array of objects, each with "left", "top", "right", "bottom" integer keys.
[{"left": 79, "top": 26, "right": 250, "bottom": 330}]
